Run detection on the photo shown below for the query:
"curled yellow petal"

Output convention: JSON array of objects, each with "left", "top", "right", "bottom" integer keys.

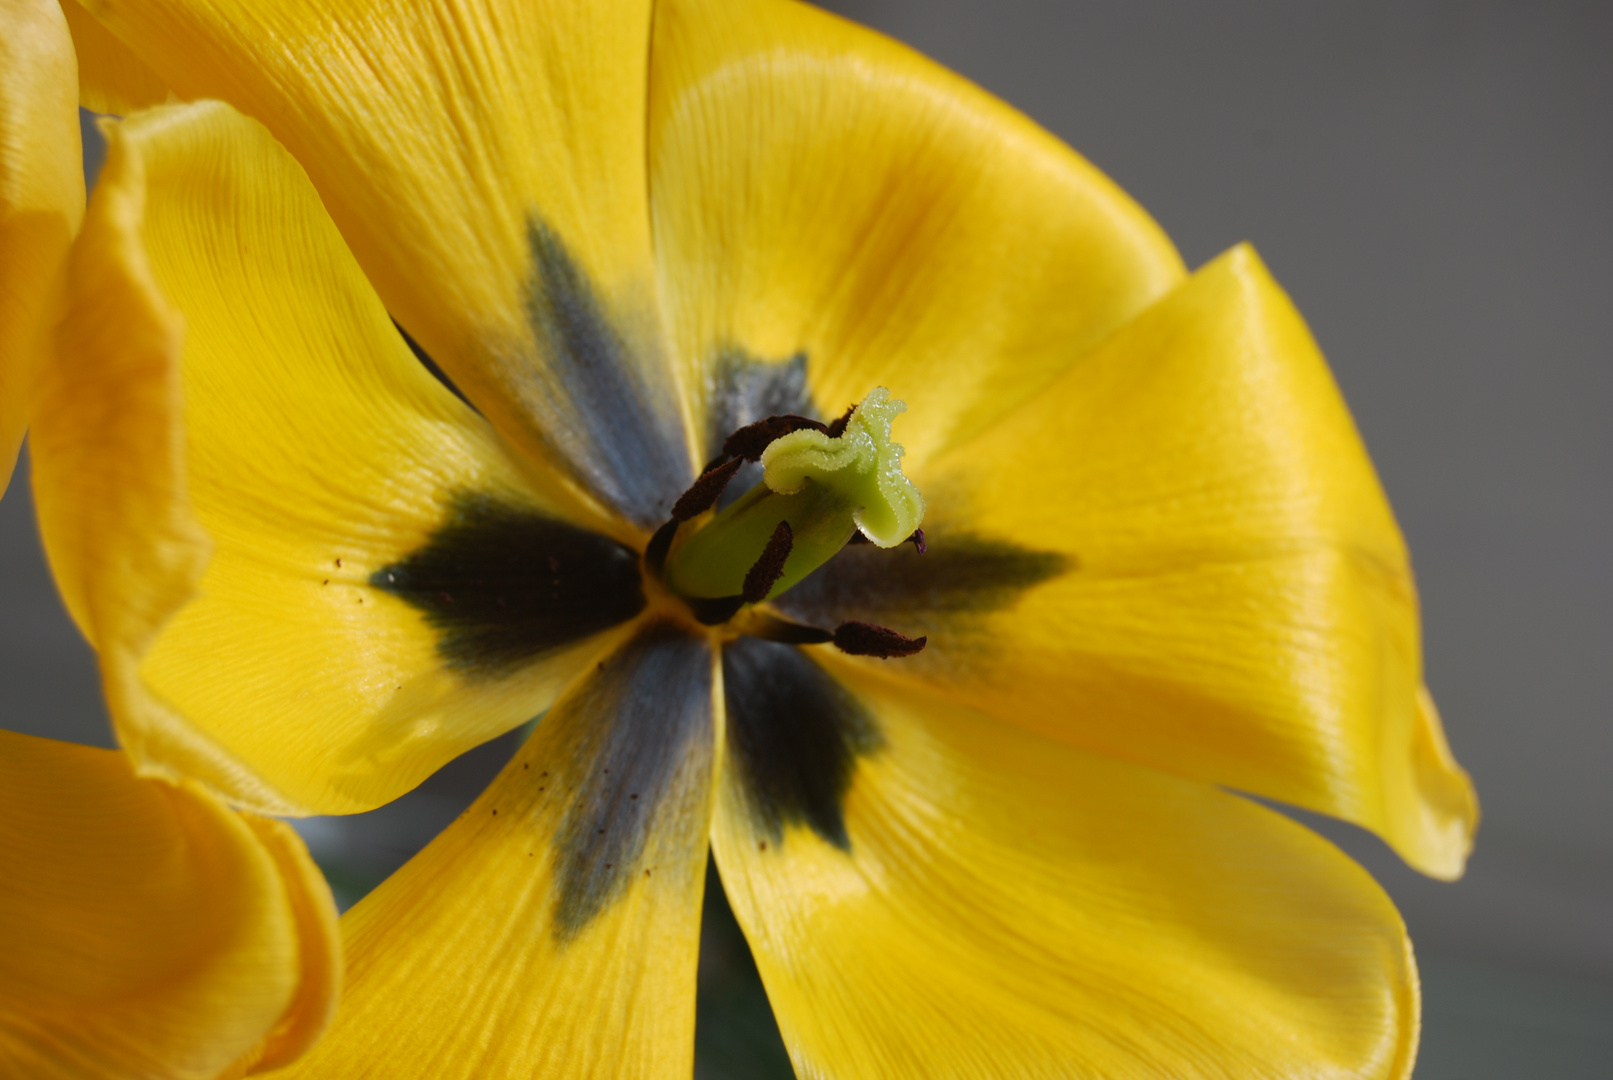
[
  {"left": 0, "top": 0, "right": 83, "bottom": 493},
  {"left": 0, "top": 730, "right": 339, "bottom": 1079},
  {"left": 229, "top": 816, "right": 342, "bottom": 1074},
  {"left": 27, "top": 102, "right": 293, "bottom": 811}
]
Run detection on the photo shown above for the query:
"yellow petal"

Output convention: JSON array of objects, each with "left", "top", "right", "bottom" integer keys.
[
  {"left": 32, "top": 99, "right": 648, "bottom": 815},
  {"left": 0, "top": 729, "right": 338, "bottom": 1079},
  {"left": 712, "top": 651, "right": 1419, "bottom": 1079},
  {"left": 648, "top": 0, "right": 1184, "bottom": 468},
  {"left": 60, "top": 0, "right": 171, "bottom": 115},
  {"left": 283, "top": 622, "right": 716, "bottom": 1080},
  {"left": 78, "top": 0, "right": 693, "bottom": 526},
  {"left": 0, "top": 0, "right": 83, "bottom": 493},
  {"left": 782, "top": 244, "right": 1477, "bottom": 879}
]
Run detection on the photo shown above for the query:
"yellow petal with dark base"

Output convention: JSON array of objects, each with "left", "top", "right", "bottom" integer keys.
[
  {"left": 60, "top": 0, "right": 171, "bottom": 115},
  {"left": 283, "top": 622, "right": 715, "bottom": 1080},
  {"left": 0, "top": 0, "right": 82, "bottom": 493},
  {"left": 77, "top": 0, "right": 692, "bottom": 526},
  {"left": 712, "top": 668, "right": 1419, "bottom": 1080},
  {"left": 788, "top": 245, "right": 1476, "bottom": 880},
  {"left": 0, "top": 730, "right": 339, "bottom": 1079},
  {"left": 33, "top": 100, "right": 645, "bottom": 815},
  {"left": 648, "top": 0, "right": 1184, "bottom": 467}
]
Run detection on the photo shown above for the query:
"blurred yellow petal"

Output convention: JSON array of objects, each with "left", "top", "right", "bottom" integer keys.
[
  {"left": 0, "top": 730, "right": 338, "bottom": 1079},
  {"left": 648, "top": 0, "right": 1184, "bottom": 468},
  {"left": 0, "top": 0, "right": 83, "bottom": 493},
  {"left": 713, "top": 650, "right": 1419, "bottom": 1079},
  {"left": 34, "top": 98, "right": 651, "bottom": 815},
  {"left": 78, "top": 0, "right": 693, "bottom": 525},
  {"left": 60, "top": 0, "right": 171, "bottom": 114},
  {"left": 782, "top": 245, "right": 1476, "bottom": 879},
  {"left": 285, "top": 622, "right": 715, "bottom": 1080}
]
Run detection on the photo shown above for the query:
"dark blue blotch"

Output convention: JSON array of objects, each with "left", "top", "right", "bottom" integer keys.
[
  {"left": 703, "top": 348, "right": 817, "bottom": 508},
  {"left": 524, "top": 220, "right": 691, "bottom": 528},
  {"left": 773, "top": 530, "right": 1070, "bottom": 628},
  {"left": 552, "top": 622, "right": 713, "bottom": 938},
  {"left": 371, "top": 491, "right": 644, "bottom": 679},
  {"left": 721, "top": 637, "right": 880, "bottom": 849}
]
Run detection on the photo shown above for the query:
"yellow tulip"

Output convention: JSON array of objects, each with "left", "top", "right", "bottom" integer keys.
[{"left": 42, "top": 0, "right": 1477, "bottom": 1076}]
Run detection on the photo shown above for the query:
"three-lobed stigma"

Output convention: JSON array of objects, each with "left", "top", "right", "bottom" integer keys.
[{"left": 757, "top": 387, "right": 925, "bottom": 549}]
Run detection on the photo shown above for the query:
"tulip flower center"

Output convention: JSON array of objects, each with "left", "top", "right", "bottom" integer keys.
[{"left": 649, "top": 389, "right": 930, "bottom": 656}]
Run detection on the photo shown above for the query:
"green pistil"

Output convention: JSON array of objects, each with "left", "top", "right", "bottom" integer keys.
[{"left": 664, "top": 388, "right": 926, "bottom": 603}]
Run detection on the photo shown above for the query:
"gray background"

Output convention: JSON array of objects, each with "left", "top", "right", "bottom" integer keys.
[{"left": 3, "top": 1, "right": 1607, "bottom": 1076}]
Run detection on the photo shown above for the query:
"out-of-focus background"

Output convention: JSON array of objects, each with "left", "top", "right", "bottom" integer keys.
[{"left": 3, "top": 1, "right": 1608, "bottom": 1076}]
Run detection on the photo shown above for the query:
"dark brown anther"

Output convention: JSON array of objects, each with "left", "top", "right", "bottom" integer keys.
[
  {"left": 671, "top": 456, "right": 744, "bottom": 522},
  {"left": 747, "top": 614, "right": 834, "bottom": 645},
  {"left": 824, "top": 404, "right": 856, "bottom": 439},
  {"left": 833, "top": 621, "right": 927, "bottom": 658},
  {"left": 644, "top": 518, "right": 679, "bottom": 576},
  {"left": 722, "top": 414, "right": 827, "bottom": 462},
  {"left": 688, "top": 594, "right": 746, "bottom": 625},
  {"left": 701, "top": 452, "right": 731, "bottom": 475},
  {"left": 742, "top": 520, "right": 794, "bottom": 603}
]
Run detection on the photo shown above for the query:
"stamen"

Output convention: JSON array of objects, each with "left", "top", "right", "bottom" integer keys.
[
  {"left": 747, "top": 614, "right": 834, "bottom": 645},
  {"left": 824, "top": 404, "right": 856, "bottom": 439},
  {"left": 833, "top": 621, "right": 927, "bottom": 658},
  {"left": 742, "top": 521, "right": 794, "bottom": 603},
  {"left": 671, "top": 456, "right": 744, "bottom": 521},
  {"left": 723, "top": 414, "right": 827, "bottom": 462}
]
